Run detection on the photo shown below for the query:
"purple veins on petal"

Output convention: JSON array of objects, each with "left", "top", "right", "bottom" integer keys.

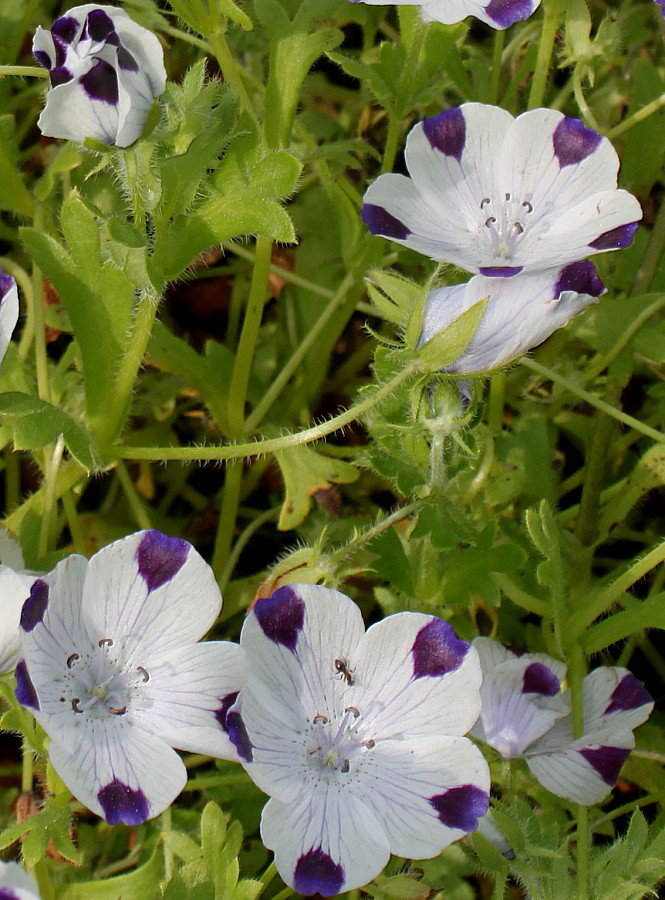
[
  {"left": 579, "top": 746, "right": 630, "bottom": 786},
  {"left": 478, "top": 266, "right": 524, "bottom": 277},
  {"left": 293, "top": 848, "right": 345, "bottom": 898},
  {"left": 429, "top": 784, "right": 489, "bottom": 832},
  {"left": 51, "top": 15, "right": 79, "bottom": 43},
  {"left": 553, "top": 261, "right": 605, "bottom": 298},
  {"left": 80, "top": 58, "right": 119, "bottom": 105},
  {"left": 552, "top": 117, "right": 602, "bottom": 167},
  {"left": 589, "top": 222, "right": 639, "bottom": 250},
  {"left": 214, "top": 692, "right": 240, "bottom": 732},
  {"left": 253, "top": 586, "right": 305, "bottom": 652},
  {"left": 83, "top": 9, "right": 115, "bottom": 42},
  {"left": 15, "top": 661, "right": 40, "bottom": 711},
  {"left": 20, "top": 580, "right": 49, "bottom": 632},
  {"left": 136, "top": 530, "right": 190, "bottom": 593},
  {"left": 423, "top": 108, "right": 466, "bottom": 161},
  {"left": 605, "top": 674, "right": 652, "bottom": 714},
  {"left": 522, "top": 662, "right": 560, "bottom": 696},
  {"left": 98, "top": 778, "right": 150, "bottom": 825},
  {"left": 226, "top": 710, "right": 253, "bottom": 763},
  {"left": 412, "top": 618, "right": 469, "bottom": 679},
  {"left": 485, "top": 0, "right": 535, "bottom": 27},
  {"left": 361, "top": 204, "right": 411, "bottom": 240}
]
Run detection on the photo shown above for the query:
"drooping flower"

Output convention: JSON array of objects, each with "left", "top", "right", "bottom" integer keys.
[
  {"left": 347, "top": 0, "right": 540, "bottom": 30},
  {"left": 0, "top": 268, "right": 19, "bottom": 370},
  {"left": 419, "top": 261, "right": 605, "bottom": 374},
  {"left": 33, "top": 5, "right": 166, "bottom": 147},
  {"left": 472, "top": 638, "right": 654, "bottom": 805},
  {"left": 15, "top": 530, "right": 246, "bottom": 825},
  {"left": 228, "top": 584, "right": 490, "bottom": 896},
  {"left": 0, "top": 860, "right": 41, "bottom": 900},
  {"left": 363, "top": 104, "right": 642, "bottom": 277}
]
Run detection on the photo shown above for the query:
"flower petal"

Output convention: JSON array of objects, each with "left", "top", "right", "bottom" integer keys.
[
  {"left": 260, "top": 789, "right": 390, "bottom": 896},
  {"left": 129, "top": 641, "right": 247, "bottom": 760},
  {"left": 0, "top": 567, "right": 36, "bottom": 674},
  {"left": 352, "top": 613, "right": 483, "bottom": 738},
  {"left": 358, "top": 734, "right": 490, "bottom": 858},
  {"left": 48, "top": 722, "right": 186, "bottom": 823},
  {"left": 0, "top": 270, "right": 19, "bottom": 369}
]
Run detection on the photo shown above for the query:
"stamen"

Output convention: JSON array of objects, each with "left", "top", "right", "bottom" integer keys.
[
  {"left": 522, "top": 201, "right": 533, "bottom": 213},
  {"left": 513, "top": 223, "right": 524, "bottom": 235},
  {"left": 136, "top": 666, "right": 150, "bottom": 682},
  {"left": 67, "top": 653, "right": 79, "bottom": 668},
  {"left": 98, "top": 638, "right": 113, "bottom": 647},
  {"left": 71, "top": 698, "right": 83, "bottom": 713},
  {"left": 313, "top": 714, "right": 328, "bottom": 724},
  {"left": 485, "top": 216, "right": 496, "bottom": 227},
  {"left": 480, "top": 198, "right": 490, "bottom": 208},
  {"left": 505, "top": 192, "right": 511, "bottom": 201},
  {"left": 365, "top": 739, "right": 375, "bottom": 749},
  {"left": 344, "top": 706, "right": 360, "bottom": 717},
  {"left": 108, "top": 706, "right": 127, "bottom": 716},
  {"left": 340, "top": 759, "right": 350, "bottom": 773}
]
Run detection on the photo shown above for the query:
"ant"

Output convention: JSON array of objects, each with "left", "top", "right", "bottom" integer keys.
[{"left": 334, "top": 658, "right": 355, "bottom": 686}]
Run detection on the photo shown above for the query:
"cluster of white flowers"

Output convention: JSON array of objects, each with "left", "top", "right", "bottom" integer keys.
[
  {"left": 362, "top": 103, "right": 641, "bottom": 373},
  {"left": 2, "top": 531, "right": 652, "bottom": 895}
]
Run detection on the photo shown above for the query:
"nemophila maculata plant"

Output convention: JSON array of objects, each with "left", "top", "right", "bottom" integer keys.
[{"left": 0, "top": 0, "right": 664, "bottom": 896}]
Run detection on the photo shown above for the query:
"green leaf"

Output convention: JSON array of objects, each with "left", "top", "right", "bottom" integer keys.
[
  {"left": 162, "top": 829, "right": 204, "bottom": 864},
  {"left": 365, "top": 269, "right": 422, "bottom": 326},
  {"left": 0, "top": 797, "right": 80, "bottom": 866},
  {"left": 0, "top": 392, "right": 97, "bottom": 471},
  {"left": 275, "top": 445, "right": 358, "bottom": 530},
  {"left": 34, "top": 144, "right": 83, "bottom": 203},
  {"left": 56, "top": 846, "right": 163, "bottom": 899},
  {"left": 0, "top": 115, "right": 35, "bottom": 217},
  {"left": 583, "top": 592, "right": 665, "bottom": 654},
  {"left": 416, "top": 295, "right": 488, "bottom": 372}
]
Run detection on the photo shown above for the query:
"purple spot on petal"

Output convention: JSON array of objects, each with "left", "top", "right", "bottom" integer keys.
[
  {"left": 361, "top": 203, "right": 411, "bottom": 240},
  {"left": 589, "top": 222, "right": 639, "bottom": 251},
  {"left": 429, "top": 784, "right": 489, "bottom": 832},
  {"left": 522, "top": 662, "right": 560, "bottom": 696},
  {"left": 214, "top": 692, "right": 239, "bottom": 732},
  {"left": 80, "top": 58, "right": 119, "bottom": 105},
  {"left": 0, "top": 889, "right": 20, "bottom": 900},
  {"left": 423, "top": 108, "right": 466, "bottom": 161},
  {"left": 50, "top": 65, "right": 73, "bottom": 87},
  {"left": 51, "top": 16, "right": 79, "bottom": 43},
  {"left": 412, "top": 618, "right": 469, "bottom": 679},
  {"left": 606, "top": 673, "right": 652, "bottom": 714},
  {"left": 485, "top": 0, "right": 535, "bottom": 27},
  {"left": 83, "top": 9, "right": 115, "bottom": 42},
  {"left": 478, "top": 266, "right": 524, "bottom": 277},
  {"left": 15, "top": 661, "right": 39, "bottom": 711},
  {"left": 294, "top": 848, "right": 345, "bottom": 897},
  {"left": 553, "top": 117, "right": 602, "bottom": 167},
  {"left": 20, "top": 580, "right": 49, "bottom": 632},
  {"left": 34, "top": 49, "right": 52, "bottom": 70},
  {"left": 579, "top": 746, "right": 630, "bottom": 786},
  {"left": 553, "top": 260, "right": 605, "bottom": 298},
  {"left": 0, "top": 271, "right": 15, "bottom": 299},
  {"left": 136, "top": 530, "right": 190, "bottom": 593},
  {"left": 226, "top": 710, "right": 253, "bottom": 763},
  {"left": 52, "top": 34, "right": 69, "bottom": 68},
  {"left": 98, "top": 779, "right": 150, "bottom": 825},
  {"left": 118, "top": 44, "right": 139, "bottom": 71},
  {"left": 253, "top": 586, "right": 305, "bottom": 652}
]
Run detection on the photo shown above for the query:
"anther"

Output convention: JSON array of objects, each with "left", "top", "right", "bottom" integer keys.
[
  {"left": 136, "top": 666, "right": 150, "bottom": 682},
  {"left": 344, "top": 706, "right": 360, "bottom": 718},
  {"left": 71, "top": 698, "right": 83, "bottom": 713},
  {"left": 340, "top": 759, "right": 350, "bottom": 773},
  {"left": 313, "top": 715, "right": 329, "bottom": 725},
  {"left": 109, "top": 706, "right": 127, "bottom": 716},
  {"left": 505, "top": 192, "right": 511, "bottom": 201},
  {"left": 98, "top": 638, "right": 113, "bottom": 647},
  {"left": 485, "top": 216, "right": 496, "bottom": 227},
  {"left": 480, "top": 198, "right": 490, "bottom": 209},
  {"left": 513, "top": 222, "right": 524, "bottom": 234},
  {"left": 365, "top": 739, "right": 375, "bottom": 749},
  {"left": 522, "top": 201, "right": 533, "bottom": 213},
  {"left": 308, "top": 747, "right": 321, "bottom": 755},
  {"left": 66, "top": 653, "right": 79, "bottom": 668}
]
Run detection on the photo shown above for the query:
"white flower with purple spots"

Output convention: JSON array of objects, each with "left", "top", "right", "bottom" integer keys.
[
  {"left": 15, "top": 530, "right": 246, "bottom": 825},
  {"left": 363, "top": 104, "right": 642, "bottom": 277},
  {"left": 33, "top": 5, "right": 166, "bottom": 147},
  {"left": 0, "top": 861, "right": 41, "bottom": 900},
  {"left": 472, "top": 639, "right": 654, "bottom": 805},
  {"left": 419, "top": 261, "right": 605, "bottom": 374},
  {"left": 347, "top": 0, "right": 539, "bottom": 30},
  {"left": 0, "top": 268, "right": 19, "bottom": 370},
  {"left": 227, "top": 584, "right": 490, "bottom": 897},
  {"left": 0, "top": 532, "right": 40, "bottom": 675}
]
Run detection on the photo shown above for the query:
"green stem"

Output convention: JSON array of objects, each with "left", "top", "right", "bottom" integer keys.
[
  {"left": 161, "top": 807, "right": 173, "bottom": 882},
  {"left": 220, "top": 245, "right": 336, "bottom": 299},
  {"left": 219, "top": 506, "right": 279, "bottom": 592},
  {"left": 631, "top": 204, "right": 665, "bottom": 296},
  {"left": 3, "top": 460, "right": 85, "bottom": 535},
  {"left": 528, "top": 0, "right": 564, "bottom": 110},
  {"left": 38, "top": 435, "right": 65, "bottom": 559},
  {"left": 572, "top": 66, "right": 601, "bottom": 132},
  {"left": 31, "top": 209, "right": 50, "bottom": 404},
  {"left": 61, "top": 490, "right": 86, "bottom": 555},
  {"left": 0, "top": 65, "right": 48, "bottom": 78},
  {"left": 574, "top": 385, "right": 620, "bottom": 547},
  {"left": 244, "top": 273, "right": 356, "bottom": 433},
  {"left": 521, "top": 357, "right": 665, "bottom": 444},
  {"left": 208, "top": 29, "right": 255, "bottom": 121},
  {"left": 583, "top": 294, "right": 665, "bottom": 380},
  {"left": 4, "top": 449, "right": 19, "bottom": 513},
  {"left": 567, "top": 646, "right": 589, "bottom": 898},
  {"left": 116, "top": 462, "right": 153, "bottom": 530},
  {"left": 576, "top": 806, "right": 590, "bottom": 900},
  {"left": 609, "top": 92, "right": 665, "bottom": 139},
  {"left": 212, "top": 460, "right": 243, "bottom": 581},
  {"left": 105, "top": 362, "right": 419, "bottom": 462},
  {"left": 259, "top": 862, "right": 278, "bottom": 894},
  {"left": 330, "top": 500, "right": 420, "bottom": 567},
  {"left": 21, "top": 743, "right": 33, "bottom": 793},
  {"left": 488, "top": 372, "right": 506, "bottom": 433},
  {"left": 90, "top": 290, "right": 160, "bottom": 444},
  {"left": 489, "top": 29, "right": 505, "bottom": 105}
]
